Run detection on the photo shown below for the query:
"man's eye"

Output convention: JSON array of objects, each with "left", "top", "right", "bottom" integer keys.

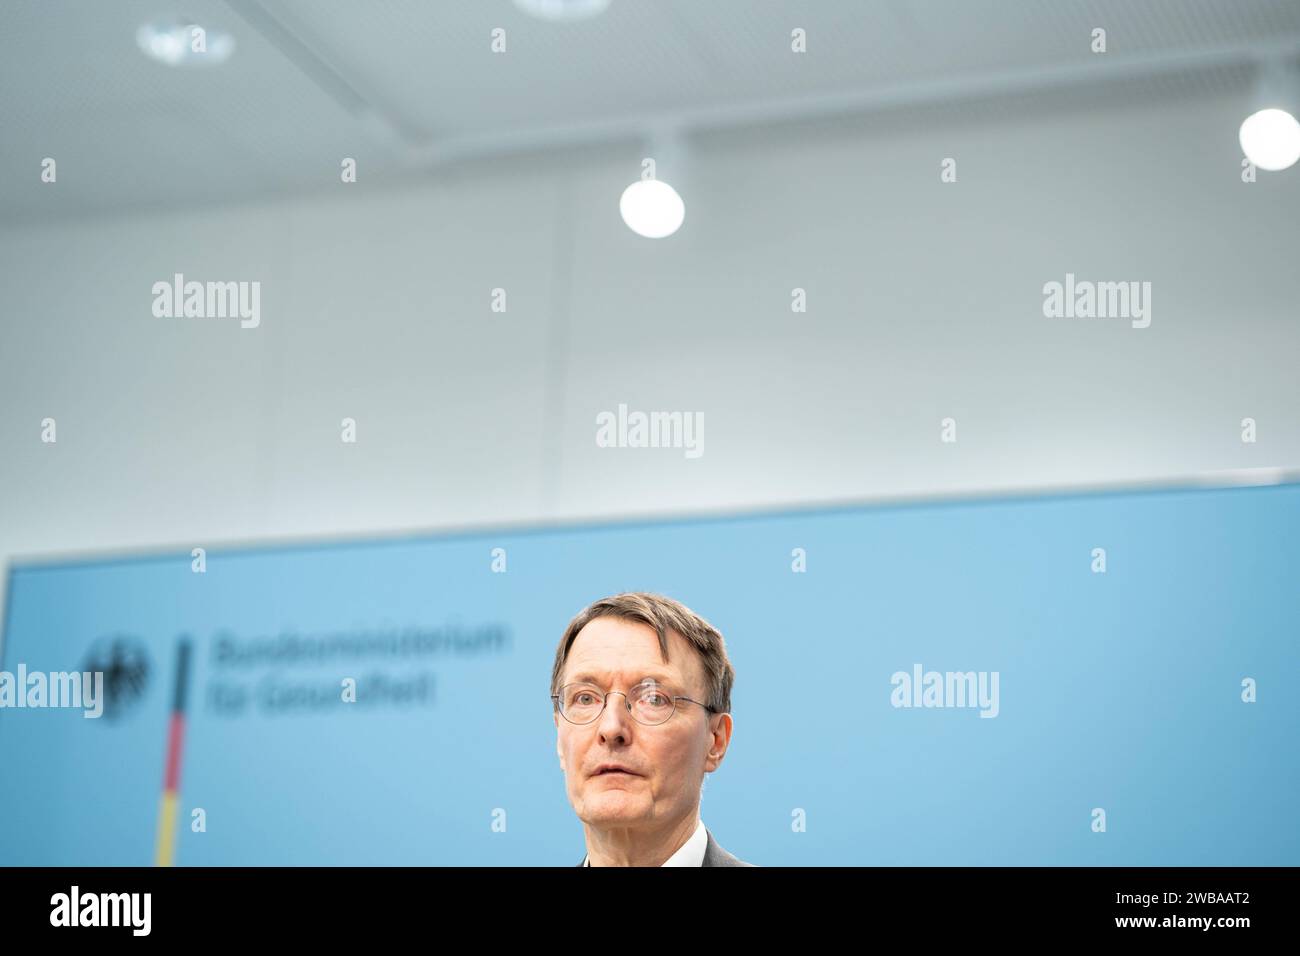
[
  {"left": 575, "top": 693, "right": 596, "bottom": 705},
  {"left": 646, "top": 694, "right": 669, "bottom": 706}
]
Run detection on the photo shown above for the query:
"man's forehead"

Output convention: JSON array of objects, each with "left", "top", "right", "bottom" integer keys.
[{"left": 565, "top": 617, "right": 697, "bottom": 685}]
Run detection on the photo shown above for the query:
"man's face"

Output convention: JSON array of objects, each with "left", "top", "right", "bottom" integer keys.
[{"left": 554, "top": 616, "right": 730, "bottom": 830}]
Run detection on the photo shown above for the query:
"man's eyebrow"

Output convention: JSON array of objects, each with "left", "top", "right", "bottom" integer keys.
[{"left": 567, "top": 672, "right": 677, "bottom": 687}]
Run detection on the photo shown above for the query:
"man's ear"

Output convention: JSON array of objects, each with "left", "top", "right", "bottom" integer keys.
[
  {"left": 554, "top": 711, "right": 565, "bottom": 770},
  {"left": 703, "top": 712, "right": 733, "bottom": 773}
]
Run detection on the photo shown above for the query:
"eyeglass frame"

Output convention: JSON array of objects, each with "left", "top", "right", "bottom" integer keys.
[{"left": 551, "top": 680, "right": 720, "bottom": 726}]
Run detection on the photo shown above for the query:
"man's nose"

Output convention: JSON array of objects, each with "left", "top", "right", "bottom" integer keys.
[{"left": 597, "top": 691, "right": 634, "bottom": 739}]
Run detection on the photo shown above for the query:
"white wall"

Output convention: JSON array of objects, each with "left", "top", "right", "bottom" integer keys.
[{"left": 2, "top": 88, "right": 1297, "bottom": 612}]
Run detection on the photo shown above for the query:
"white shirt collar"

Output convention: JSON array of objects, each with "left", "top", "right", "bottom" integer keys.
[{"left": 583, "top": 818, "right": 707, "bottom": 867}]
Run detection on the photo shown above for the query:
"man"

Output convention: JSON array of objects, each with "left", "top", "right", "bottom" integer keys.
[{"left": 551, "top": 592, "right": 755, "bottom": 866}]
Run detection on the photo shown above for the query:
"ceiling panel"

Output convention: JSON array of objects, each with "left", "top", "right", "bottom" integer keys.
[{"left": 1, "top": 0, "right": 1297, "bottom": 221}]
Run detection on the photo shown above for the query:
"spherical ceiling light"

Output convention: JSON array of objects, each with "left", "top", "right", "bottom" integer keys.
[
  {"left": 137, "top": 20, "right": 235, "bottom": 67},
  {"left": 619, "top": 179, "right": 685, "bottom": 239},
  {"left": 1239, "top": 107, "right": 1300, "bottom": 171}
]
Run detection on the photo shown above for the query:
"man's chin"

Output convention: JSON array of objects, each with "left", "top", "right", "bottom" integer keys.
[{"left": 579, "top": 791, "right": 647, "bottom": 820}]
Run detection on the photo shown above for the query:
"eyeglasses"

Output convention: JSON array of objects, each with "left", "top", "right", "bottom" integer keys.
[{"left": 552, "top": 681, "right": 717, "bottom": 726}]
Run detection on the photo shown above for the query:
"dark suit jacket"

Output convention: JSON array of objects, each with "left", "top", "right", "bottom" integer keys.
[{"left": 578, "top": 827, "right": 755, "bottom": 867}]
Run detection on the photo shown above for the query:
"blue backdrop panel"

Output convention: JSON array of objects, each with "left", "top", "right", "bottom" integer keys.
[{"left": 1, "top": 482, "right": 1296, "bottom": 865}]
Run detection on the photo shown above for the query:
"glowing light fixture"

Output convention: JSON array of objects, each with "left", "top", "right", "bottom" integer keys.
[
  {"left": 513, "top": 0, "right": 611, "bottom": 21},
  {"left": 1240, "top": 107, "right": 1300, "bottom": 171},
  {"left": 620, "top": 130, "right": 688, "bottom": 239},
  {"left": 137, "top": 20, "right": 235, "bottom": 67},
  {"left": 1240, "top": 60, "right": 1300, "bottom": 172},
  {"left": 619, "top": 179, "right": 686, "bottom": 239}
]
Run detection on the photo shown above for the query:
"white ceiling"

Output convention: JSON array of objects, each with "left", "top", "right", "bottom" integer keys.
[{"left": 2, "top": 0, "right": 1299, "bottom": 220}]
